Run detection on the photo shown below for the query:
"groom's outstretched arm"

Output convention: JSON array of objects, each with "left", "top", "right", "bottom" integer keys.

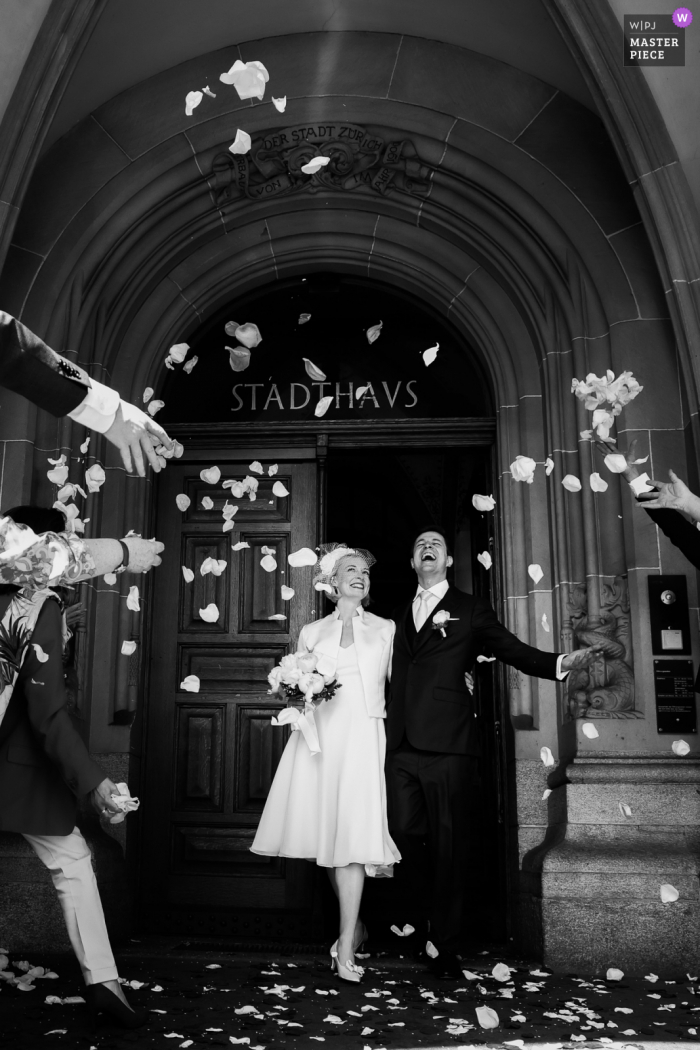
[{"left": 471, "top": 596, "right": 559, "bottom": 680}]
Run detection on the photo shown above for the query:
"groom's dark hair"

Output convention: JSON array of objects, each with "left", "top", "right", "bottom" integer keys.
[{"left": 410, "top": 525, "right": 452, "bottom": 558}]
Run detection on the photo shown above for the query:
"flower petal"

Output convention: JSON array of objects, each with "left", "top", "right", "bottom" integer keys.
[
  {"left": 562, "top": 474, "right": 582, "bottom": 492},
  {"left": 167, "top": 343, "right": 189, "bottom": 365},
  {"left": 288, "top": 547, "right": 318, "bottom": 567},
  {"left": 472, "top": 493, "right": 496, "bottom": 512},
  {"left": 540, "top": 746, "right": 555, "bottom": 767},
  {"left": 476, "top": 1005, "right": 500, "bottom": 1029},
  {"left": 201, "top": 496, "right": 214, "bottom": 510},
  {"left": 234, "top": 322, "right": 262, "bottom": 348},
  {"left": 103, "top": 573, "right": 117, "bottom": 585},
  {"left": 227, "top": 345, "right": 251, "bottom": 372},
  {"left": 541, "top": 613, "right": 550, "bottom": 632},
  {"left": 121, "top": 640, "right": 137, "bottom": 656},
  {"left": 423, "top": 343, "right": 439, "bottom": 366},
  {"left": 619, "top": 802, "right": 632, "bottom": 817},
  {"left": 356, "top": 386, "right": 368, "bottom": 400},
  {"left": 32, "top": 643, "right": 49, "bottom": 663},
  {"left": 281, "top": 586, "right": 295, "bottom": 600},
  {"left": 315, "top": 581, "right": 333, "bottom": 593},
  {"left": 298, "top": 313, "right": 311, "bottom": 324},
  {"left": 476, "top": 655, "right": 496, "bottom": 663},
  {"left": 315, "top": 396, "right": 333, "bottom": 418},
  {"left": 176, "top": 494, "right": 191, "bottom": 512},
  {"left": 492, "top": 963, "right": 512, "bottom": 982},
  {"left": 85, "top": 464, "right": 106, "bottom": 493},
  {"left": 220, "top": 59, "right": 269, "bottom": 99},
  {"left": 590, "top": 472, "right": 609, "bottom": 492},
  {"left": 477, "top": 551, "right": 492, "bottom": 570},
  {"left": 604, "top": 453, "right": 628, "bottom": 473},
  {"left": 660, "top": 883, "right": 679, "bottom": 903},
  {"left": 606, "top": 968, "right": 624, "bottom": 981},
  {"left": 148, "top": 400, "right": 165, "bottom": 416},
  {"left": 511, "top": 455, "right": 537, "bottom": 484},
  {"left": 301, "top": 156, "right": 331, "bottom": 174},
  {"left": 261, "top": 554, "right": 277, "bottom": 572},
  {"left": 528, "top": 563, "right": 544, "bottom": 584},
  {"left": 182, "top": 567, "right": 194, "bottom": 582},
  {"left": 200, "top": 466, "right": 221, "bottom": 485},
  {"left": 232, "top": 541, "right": 250, "bottom": 551},
  {"left": 542, "top": 788, "right": 552, "bottom": 800},
  {"left": 268, "top": 464, "right": 278, "bottom": 476},
  {"left": 272, "top": 481, "right": 289, "bottom": 497},
  {"left": 303, "top": 358, "right": 326, "bottom": 381},
  {"left": 272, "top": 96, "right": 287, "bottom": 112},
  {"left": 672, "top": 738, "right": 690, "bottom": 756},
  {"left": 126, "top": 586, "right": 140, "bottom": 612},
  {"left": 582, "top": 722, "right": 599, "bottom": 739},
  {"left": 185, "top": 90, "right": 203, "bottom": 115},
  {"left": 142, "top": 387, "right": 153, "bottom": 403},
  {"left": 229, "top": 129, "right": 252, "bottom": 154},
  {"left": 249, "top": 461, "right": 263, "bottom": 474},
  {"left": 199, "top": 603, "right": 220, "bottom": 623},
  {"left": 183, "top": 356, "right": 198, "bottom": 374},
  {"left": 180, "top": 675, "right": 200, "bottom": 693},
  {"left": 268, "top": 614, "right": 287, "bottom": 620},
  {"left": 366, "top": 321, "right": 383, "bottom": 344},
  {"left": 545, "top": 457, "right": 554, "bottom": 475}
]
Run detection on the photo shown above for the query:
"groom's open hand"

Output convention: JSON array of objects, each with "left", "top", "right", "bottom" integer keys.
[{"left": 561, "top": 645, "right": 604, "bottom": 672}]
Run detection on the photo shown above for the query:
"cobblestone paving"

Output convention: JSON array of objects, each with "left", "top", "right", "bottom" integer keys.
[{"left": 1, "top": 941, "right": 699, "bottom": 1049}]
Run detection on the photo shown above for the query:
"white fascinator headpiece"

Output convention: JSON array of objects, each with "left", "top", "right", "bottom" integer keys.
[{"left": 313, "top": 542, "right": 376, "bottom": 594}]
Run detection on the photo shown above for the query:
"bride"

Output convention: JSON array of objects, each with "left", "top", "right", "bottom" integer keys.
[{"left": 251, "top": 544, "right": 399, "bottom": 982}]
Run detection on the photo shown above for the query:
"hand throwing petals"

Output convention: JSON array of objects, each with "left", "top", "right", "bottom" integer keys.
[
  {"left": 315, "top": 396, "right": 333, "bottom": 418},
  {"left": 121, "top": 640, "right": 137, "bottom": 656},
  {"left": 528, "top": 563, "right": 544, "bottom": 584},
  {"left": 199, "top": 603, "right": 219, "bottom": 623},
  {"left": 272, "top": 481, "right": 289, "bottom": 497},
  {"left": 303, "top": 358, "right": 326, "bottom": 381},
  {"left": 180, "top": 675, "right": 200, "bottom": 693},
  {"left": 229, "top": 129, "right": 252, "bottom": 155},
  {"left": 477, "top": 551, "right": 492, "bottom": 570},
  {"left": 288, "top": 547, "right": 318, "bottom": 567},
  {"left": 423, "top": 343, "right": 439, "bottom": 366},
  {"left": 301, "top": 156, "right": 331, "bottom": 175},
  {"left": 540, "top": 746, "right": 555, "bottom": 767},
  {"left": 590, "top": 472, "right": 609, "bottom": 492},
  {"left": 176, "top": 494, "right": 191, "bottom": 512},
  {"left": 581, "top": 721, "right": 599, "bottom": 739},
  {"left": 272, "top": 95, "right": 287, "bottom": 112},
  {"left": 200, "top": 466, "right": 221, "bottom": 485},
  {"left": 185, "top": 90, "right": 203, "bottom": 115},
  {"left": 126, "top": 586, "right": 140, "bottom": 612},
  {"left": 561, "top": 474, "right": 582, "bottom": 492}
]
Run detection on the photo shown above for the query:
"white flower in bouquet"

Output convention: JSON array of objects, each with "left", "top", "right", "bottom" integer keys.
[
  {"left": 297, "top": 651, "right": 319, "bottom": 673},
  {"left": 267, "top": 665, "right": 284, "bottom": 692}
]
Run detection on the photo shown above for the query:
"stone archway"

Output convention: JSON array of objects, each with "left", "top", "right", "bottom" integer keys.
[{"left": 2, "top": 32, "right": 696, "bottom": 967}]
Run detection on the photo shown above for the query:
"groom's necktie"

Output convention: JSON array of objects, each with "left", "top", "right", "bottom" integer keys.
[{"left": 413, "top": 589, "right": 436, "bottom": 632}]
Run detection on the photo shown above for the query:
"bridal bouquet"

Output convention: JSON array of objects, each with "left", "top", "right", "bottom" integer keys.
[
  {"left": 267, "top": 650, "right": 339, "bottom": 755},
  {"left": 267, "top": 650, "right": 339, "bottom": 706}
]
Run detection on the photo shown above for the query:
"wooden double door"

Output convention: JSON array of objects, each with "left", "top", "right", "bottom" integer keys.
[{"left": 139, "top": 450, "right": 318, "bottom": 939}]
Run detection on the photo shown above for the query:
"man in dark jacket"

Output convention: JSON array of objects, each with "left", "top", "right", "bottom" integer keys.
[
  {"left": 386, "top": 528, "right": 601, "bottom": 977},
  {"left": 0, "top": 310, "right": 171, "bottom": 477}
]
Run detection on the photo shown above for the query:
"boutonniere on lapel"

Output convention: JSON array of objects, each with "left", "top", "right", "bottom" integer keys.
[{"left": 432, "top": 609, "right": 459, "bottom": 638}]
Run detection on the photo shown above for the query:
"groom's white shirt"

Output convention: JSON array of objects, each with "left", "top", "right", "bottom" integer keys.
[{"left": 297, "top": 606, "right": 395, "bottom": 718}]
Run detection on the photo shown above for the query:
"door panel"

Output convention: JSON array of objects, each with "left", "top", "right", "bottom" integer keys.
[{"left": 140, "top": 456, "right": 317, "bottom": 935}]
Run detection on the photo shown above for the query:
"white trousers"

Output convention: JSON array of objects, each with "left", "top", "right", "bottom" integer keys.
[{"left": 22, "top": 827, "right": 118, "bottom": 985}]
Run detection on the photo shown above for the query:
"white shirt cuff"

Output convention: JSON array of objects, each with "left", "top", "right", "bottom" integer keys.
[
  {"left": 628, "top": 472, "right": 654, "bottom": 496},
  {"left": 68, "top": 378, "right": 120, "bottom": 434},
  {"left": 555, "top": 653, "right": 569, "bottom": 680}
]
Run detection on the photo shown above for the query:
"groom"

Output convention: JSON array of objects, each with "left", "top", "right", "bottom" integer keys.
[{"left": 386, "top": 527, "right": 601, "bottom": 977}]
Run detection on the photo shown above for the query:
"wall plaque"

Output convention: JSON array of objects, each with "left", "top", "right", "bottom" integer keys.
[{"left": 653, "top": 659, "right": 697, "bottom": 733}]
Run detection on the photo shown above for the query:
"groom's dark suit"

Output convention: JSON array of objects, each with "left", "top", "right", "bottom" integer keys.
[{"left": 386, "top": 584, "right": 561, "bottom": 951}]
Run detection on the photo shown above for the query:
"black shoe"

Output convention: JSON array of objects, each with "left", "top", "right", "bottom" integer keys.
[
  {"left": 86, "top": 983, "right": 149, "bottom": 1029},
  {"left": 426, "top": 948, "right": 463, "bottom": 979}
]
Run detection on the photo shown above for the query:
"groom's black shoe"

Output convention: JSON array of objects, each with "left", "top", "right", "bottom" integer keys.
[{"left": 426, "top": 948, "right": 463, "bottom": 980}]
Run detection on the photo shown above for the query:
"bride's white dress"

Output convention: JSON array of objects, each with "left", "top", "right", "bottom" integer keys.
[{"left": 251, "top": 643, "right": 400, "bottom": 874}]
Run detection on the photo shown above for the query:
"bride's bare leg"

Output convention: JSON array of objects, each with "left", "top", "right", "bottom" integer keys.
[
  {"left": 334, "top": 863, "right": 365, "bottom": 965},
  {"left": 327, "top": 868, "right": 365, "bottom": 947}
]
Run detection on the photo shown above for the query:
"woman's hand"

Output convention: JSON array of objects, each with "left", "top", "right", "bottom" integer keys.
[
  {"left": 639, "top": 470, "right": 700, "bottom": 521},
  {"left": 594, "top": 436, "right": 643, "bottom": 483}
]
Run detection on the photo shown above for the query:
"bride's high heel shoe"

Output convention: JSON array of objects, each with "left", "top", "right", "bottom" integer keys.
[
  {"left": 85, "top": 983, "right": 148, "bottom": 1029},
  {"left": 330, "top": 944, "right": 364, "bottom": 984}
]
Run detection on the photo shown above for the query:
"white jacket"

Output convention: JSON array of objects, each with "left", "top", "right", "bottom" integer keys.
[{"left": 297, "top": 607, "right": 395, "bottom": 719}]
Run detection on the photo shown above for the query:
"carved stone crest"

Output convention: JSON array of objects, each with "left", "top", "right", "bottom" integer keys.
[
  {"left": 565, "top": 576, "right": 641, "bottom": 719},
  {"left": 210, "top": 122, "right": 433, "bottom": 206}
]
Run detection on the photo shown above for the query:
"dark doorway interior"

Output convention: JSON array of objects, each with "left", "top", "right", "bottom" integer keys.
[{"left": 324, "top": 446, "right": 509, "bottom": 945}]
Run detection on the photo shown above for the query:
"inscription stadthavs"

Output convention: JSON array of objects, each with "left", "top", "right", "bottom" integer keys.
[{"left": 210, "top": 123, "right": 433, "bottom": 205}]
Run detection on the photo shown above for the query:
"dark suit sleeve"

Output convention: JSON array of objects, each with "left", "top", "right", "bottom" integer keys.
[
  {"left": 0, "top": 311, "right": 90, "bottom": 416},
  {"left": 643, "top": 507, "right": 700, "bottom": 570},
  {"left": 471, "top": 597, "right": 559, "bottom": 680},
  {"left": 19, "top": 599, "right": 105, "bottom": 797}
]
